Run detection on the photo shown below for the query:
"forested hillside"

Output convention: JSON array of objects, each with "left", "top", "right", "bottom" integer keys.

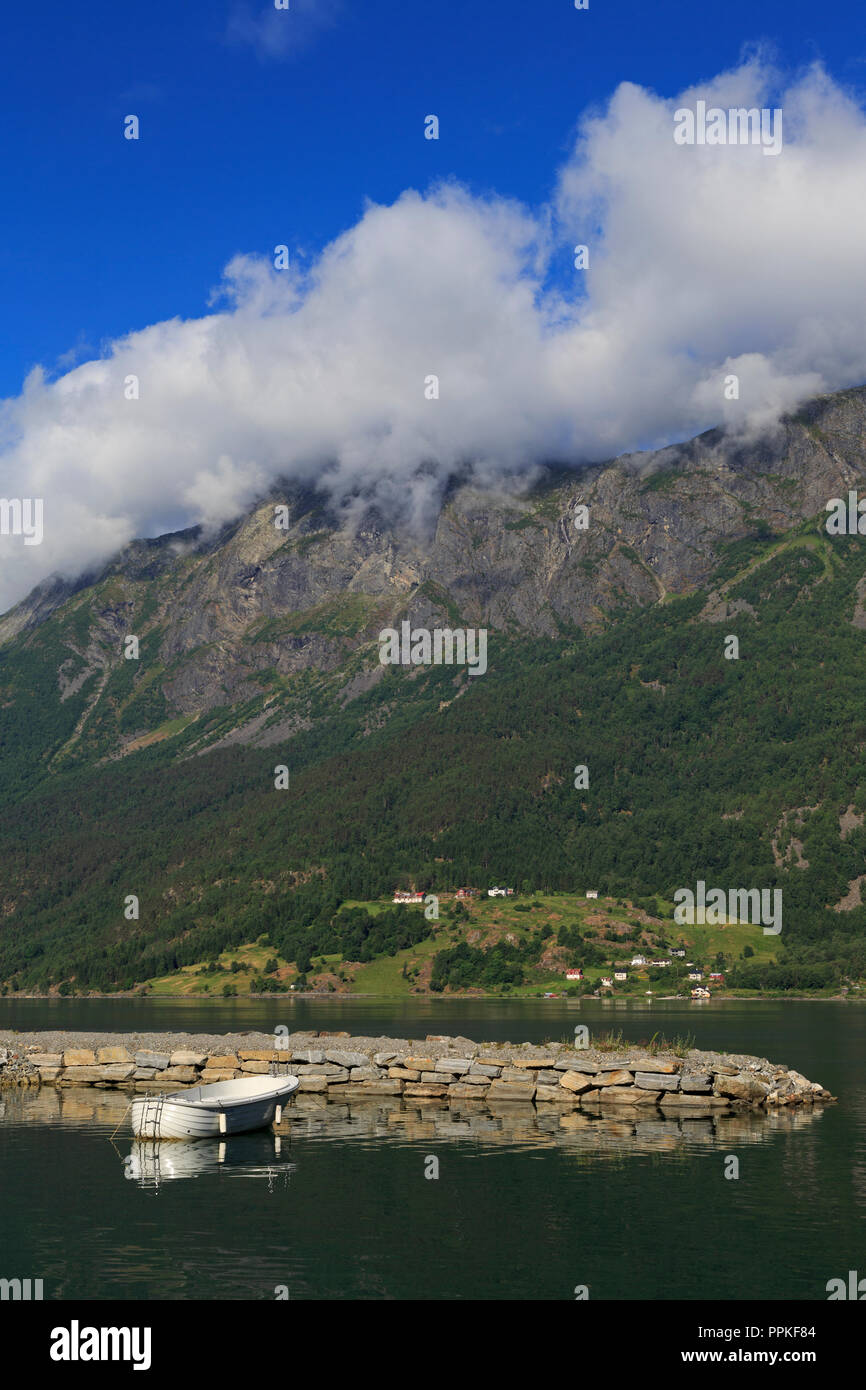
[{"left": 1, "top": 498, "right": 866, "bottom": 992}]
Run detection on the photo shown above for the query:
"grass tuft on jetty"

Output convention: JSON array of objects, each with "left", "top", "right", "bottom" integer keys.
[{"left": 557, "top": 1029, "right": 696, "bottom": 1056}]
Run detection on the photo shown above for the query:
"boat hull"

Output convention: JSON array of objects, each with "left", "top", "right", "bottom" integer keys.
[{"left": 131, "top": 1075, "right": 299, "bottom": 1140}]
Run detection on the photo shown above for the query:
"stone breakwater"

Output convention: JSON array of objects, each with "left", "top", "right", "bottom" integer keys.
[{"left": 0, "top": 1032, "right": 834, "bottom": 1111}]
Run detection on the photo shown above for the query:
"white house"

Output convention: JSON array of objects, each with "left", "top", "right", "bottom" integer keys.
[
  {"left": 393, "top": 890, "right": 425, "bottom": 905},
  {"left": 565, "top": 968, "right": 583, "bottom": 981},
  {"left": 631, "top": 955, "right": 647, "bottom": 967},
  {"left": 688, "top": 969, "right": 704, "bottom": 981},
  {"left": 601, "top": 976, "right": 613, "bottom": 988},
  {"left": 488, "top": 887, "right": 514, "bottom": 897},
  {"left": 585, "top": 890, "right": 599, "bottom": 899},
  {"left": 614, "top": 968, "right": 628, "bottom": 982}
]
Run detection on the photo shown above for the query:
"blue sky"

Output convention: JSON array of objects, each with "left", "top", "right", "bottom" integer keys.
[
  {"left": 3, "top": 0, "right": 866, "bottom": 613},
  {"left": 0, "top": 0, "right": 860, "bottom": 400}
]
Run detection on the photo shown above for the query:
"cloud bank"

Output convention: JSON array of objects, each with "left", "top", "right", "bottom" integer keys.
[{"left": 2, "top": 57, "right": 866, "bottom": 613}]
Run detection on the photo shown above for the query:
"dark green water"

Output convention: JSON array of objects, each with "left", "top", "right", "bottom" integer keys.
[{"left": 0, "top": 999, "right": 862, "bottom": 1300}]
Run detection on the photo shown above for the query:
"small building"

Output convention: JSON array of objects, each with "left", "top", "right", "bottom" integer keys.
[
  {"left": 691, "top": 986, "right": 711, "bottom": 999},
  {"left": 649, "top": 959, "right": 671, "bottom": 968},
  {"left": 709, "top": 972, "right": 725, "bottom": 983},
  {"left": 614, "top": 968, "right": 628, "bottom": 982},
  {"left": 601, "top": 976, "right": 613, "bottom": 988},
  {"left": 688, "top": 969, "right": 704, "bottom": 982},
  {"left": 455, "top": 887, "right": 477, "bottom": 900},
  {"left": 585, "top": 890, "right": 599, "bottom": 899},
  {"left": 393, "top": 890, "right": 425, "bottom": 905},
  {"left": 631, "top": 955, "right": 647, "bottom": 967},
  {"left": 671, "top": 948, "right": 686, "bottom": 958},
  {"left": 565, "top": 968, "right": 583, "bottom": 981},
  {"left": 488, "top": 886, "right": 514, "bottom": 897}
]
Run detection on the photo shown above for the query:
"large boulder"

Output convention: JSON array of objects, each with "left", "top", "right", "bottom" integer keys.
[
  {"left": 134, "top": 1052, "right": 169, "bottom": 1070},
  {"left": 536, "top": 1084, "right": 577, "bottom": 1103},
  {"left": 559, "top": 1070, "right": 597, "bottom": 1094},
  {"left": 98, "top": 1063, "right": 135, "bottom": 1082},
  {"left": 324, "top": 1051, "right": 369, "bottom": 1068},
  {"left": 661, "top": 1093, "right": 731, "bottom": 1109},
  {"left": 487, "top": 1080, "right": 536, "bottom": 1102},
  {"left": 634, "top": 1072, "right": 681, "bottom": 1091},
  {"left": 680, "top": 1073, "right": 713, "bottom": 1092},
  {"left": 161, "top": 1065, "right": 198, "bottom": 1082},
  {"left": 60, "top": 1066, "right": 104, "bottom": 1083},
  {"left": 449, "top": 1083, "right": 491, "bottom": 1100},
  {"left": 352, "top": 1080, "right": 402, "bottom": 1096},
  {"left": 714, "top": 1072, "right": 770, "bottom": 1102},
  {"left": 598, "top": 1086, "right": 660, "bottom": 1105},
  {"left": 594, "top": 1069, "right": 634, "bottom": 1087}
]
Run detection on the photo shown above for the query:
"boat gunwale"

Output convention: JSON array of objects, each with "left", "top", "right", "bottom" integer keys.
[{"left": 134, "top": 1076, "right": 300, "bottom": 1112}]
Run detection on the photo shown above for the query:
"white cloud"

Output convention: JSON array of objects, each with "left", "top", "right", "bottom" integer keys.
[
  {"left": 226, "top": 0, "right": 343, "bottom": 62},
  {"left": 2, "top": 57, "right": 866, "bottom": 613}
]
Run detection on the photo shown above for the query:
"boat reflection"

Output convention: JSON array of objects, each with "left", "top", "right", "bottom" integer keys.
[{"left": 122, "top": 1131, "right": 296, "bottom": 1190}]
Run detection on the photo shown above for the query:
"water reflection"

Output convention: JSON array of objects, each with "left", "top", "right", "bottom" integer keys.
[
  {"left": 2, "top": 1084, "right": 827, "bottom": 1168},
  {"left": 276, "top": 1091, "right": 824, "bottom": 1156},
  {"left": 122, "top": 1132, "right": 296, "bottom": 1190}
]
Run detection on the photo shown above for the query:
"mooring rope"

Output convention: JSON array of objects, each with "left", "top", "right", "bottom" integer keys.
[{"left": 109, "top": 1100, "right": 132, "bottom": 1141}]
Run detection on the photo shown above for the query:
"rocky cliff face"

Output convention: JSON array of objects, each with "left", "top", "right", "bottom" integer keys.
[{"left": 2, "top": 384, "right": 865, "bottom": 763}]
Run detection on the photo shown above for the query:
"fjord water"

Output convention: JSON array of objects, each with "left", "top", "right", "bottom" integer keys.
[{"left": 0, "top": 998, "right": 861, "bottom": 1301}]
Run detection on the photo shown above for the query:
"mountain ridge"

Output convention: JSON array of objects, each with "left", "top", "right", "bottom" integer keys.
[
  {"left": 3, "top": 384, "right": 866, "bottom": 991},
  {"left": 3, "top": 383, "right": 866, "bottom": 768}
]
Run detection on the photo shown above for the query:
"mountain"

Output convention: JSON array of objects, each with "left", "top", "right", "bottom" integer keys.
[{"left": 3, "top": 385, "right": 866, "bottom": 992}]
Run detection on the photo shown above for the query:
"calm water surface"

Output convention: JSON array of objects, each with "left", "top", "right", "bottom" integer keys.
[{"left": 0, "top": 998, "right": 862, "bottom": 1300}]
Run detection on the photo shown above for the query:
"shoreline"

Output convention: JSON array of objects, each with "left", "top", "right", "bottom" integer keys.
[{"left": 0, "top": 991, "right": 857, "bottom": 1004}]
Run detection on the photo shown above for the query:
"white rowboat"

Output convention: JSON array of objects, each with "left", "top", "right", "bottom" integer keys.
[{"left": 131, "top": 1074, "right": 300, "bottom": 1140}]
